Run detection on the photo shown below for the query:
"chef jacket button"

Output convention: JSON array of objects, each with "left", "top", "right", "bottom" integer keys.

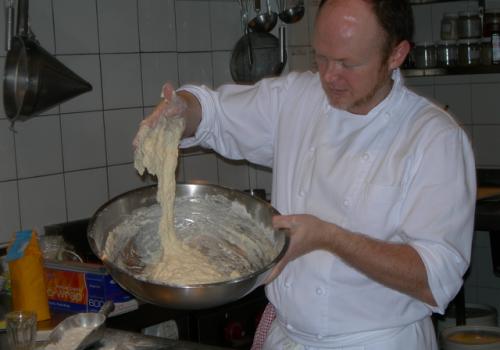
[
  {"left": 286, "top": 323, "right": 294, "bottom": 330},
  {"left": 383, "top": 112, "right": 390, "bottom": 121},
  {"left": 316, "top": 287, "right": 324, "bottom": 295},
  {"left": 343, "top": 199, "right": 350, "bottom": 207},
  {"left": 284, "top": 281, "right": 291, "bottom": 288},
  {"left": 362, "top": 153, "right": 370, "bottom": 161},
  {"left": 299, "top": 190, "right": 305, "bottom": 197},
  {"left": 317, "top": 334, "right": 323, "bottom": 340}
]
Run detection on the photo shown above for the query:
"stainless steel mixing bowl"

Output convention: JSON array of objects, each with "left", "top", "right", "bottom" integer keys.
[{"left": 87, "top": 183, "right": 289, "bottom": 310}]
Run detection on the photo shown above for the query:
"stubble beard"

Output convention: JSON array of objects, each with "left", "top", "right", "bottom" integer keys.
[{"left": 325, "top": 62, "right": 392, "bottom": 114}]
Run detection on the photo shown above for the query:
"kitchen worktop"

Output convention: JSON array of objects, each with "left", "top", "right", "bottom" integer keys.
[
  {"left": 476, "top": 185, "right": 500, "bottom": 231},
  {"left": 475, "top": 169, "right": 500, "bottom": 232},
  {"left": 0, "top": 327, "right": 233, "bottom": 350},
  {"left": 474, "top": 186, "right": 500, "bottom": 279},
  {"left": 76, "top": 328, "right": 232, "bottom": 349}
]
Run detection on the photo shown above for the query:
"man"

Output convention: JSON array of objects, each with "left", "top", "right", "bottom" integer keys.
[{"left": 136, "top": 0, "right": 476, "bottom": 348}]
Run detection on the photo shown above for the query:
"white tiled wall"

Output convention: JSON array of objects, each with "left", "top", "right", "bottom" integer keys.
[
  {"left": 0, "top": 0, "right": 499, "bottom": 313},
  {"left": 0, "top": 0, "right": 284, "bottom": 242}
]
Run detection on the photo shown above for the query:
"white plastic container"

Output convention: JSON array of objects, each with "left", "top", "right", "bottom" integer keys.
[
  {"left": 441, "top": 325, "right": 500, "bottom": 349},
  {"left": 437, "top": 303, "right": 498, "bottom": 335}
]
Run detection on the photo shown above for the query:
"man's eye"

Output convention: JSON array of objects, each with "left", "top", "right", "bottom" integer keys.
[{"left": 342, "top": 62, "right": 358, "bottom": 69}]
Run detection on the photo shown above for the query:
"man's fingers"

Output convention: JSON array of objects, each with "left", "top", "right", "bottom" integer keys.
[
  {"left": 272, "top": 215, "right": 298, "bottom": 230},
  {"left": 161, "top": 83, "right": 176, "bottom": 100}
]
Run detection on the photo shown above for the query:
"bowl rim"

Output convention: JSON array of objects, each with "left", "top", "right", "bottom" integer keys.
[{"left": 87, "top": 183, "right": 290, "bottom": 289}]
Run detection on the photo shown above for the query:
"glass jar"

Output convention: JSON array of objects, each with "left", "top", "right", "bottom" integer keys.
[
  {"left": 483, "top": 9, "right": 500, "bottom": 37},
  {"left": 437, "top": 40, "right": 458, "bottom": 67},
  {"left": 480, "top": 37, "right": 492, "bottom": 65},
  {"left": 441, "top": 13, "right": 459, "bottom": 40},
  {"left": 493, "top": 32, "right": 500, "bottom": 64},
  {"left": 414, "top": 42, "right": 437, "bottom": 68},
  {"left": 458, "top": 38, "right": 480, "bottom": 66},
  {"left": 458, "top": 11, "right": 482, "bottom": 39}
]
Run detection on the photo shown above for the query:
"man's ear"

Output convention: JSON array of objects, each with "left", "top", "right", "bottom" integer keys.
[{"left": 388, "top": 40, "right": 411, "bottom": 70}]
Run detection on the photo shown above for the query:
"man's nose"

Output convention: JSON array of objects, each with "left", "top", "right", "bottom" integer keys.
[{"left": 323, "top": 61, "right": 342, "bottom": 82}]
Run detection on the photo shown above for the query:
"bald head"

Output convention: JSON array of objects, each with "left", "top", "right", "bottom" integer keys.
[
  {"left": 317, "top": 0, "right": 414, "bottom": 57},
  {"left": 315, "top": 0, "right": 387, "bottom": 60}
]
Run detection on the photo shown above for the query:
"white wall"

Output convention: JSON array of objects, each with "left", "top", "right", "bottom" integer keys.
[{"left": 0, "top": 0, "right": 498, "bottom": 315}]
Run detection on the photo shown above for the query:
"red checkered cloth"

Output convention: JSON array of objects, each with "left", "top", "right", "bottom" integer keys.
[{"left": 251, "top": 303, "right": 277, "bottom": 350}]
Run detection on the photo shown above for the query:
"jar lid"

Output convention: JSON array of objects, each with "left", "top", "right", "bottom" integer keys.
[
  {"left": 415, "top": 41, "right": 436, "bottom": 47},
  {"left": 458, "top": 38, "right": 480, "bottom": 44},
  {"left": 438, "top": 40, "right": 457, "bottom": 45},
  {"left": 458, "top": 11, "right": 479, "bottom": 17}
]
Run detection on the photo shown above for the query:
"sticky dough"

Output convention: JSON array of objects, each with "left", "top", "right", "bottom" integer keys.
[
  {"left": 133, "top": 115, "right": 230, "bottom": 284},
  {"left": 134, "top": 115, "right": 185, "bottom": 250}
]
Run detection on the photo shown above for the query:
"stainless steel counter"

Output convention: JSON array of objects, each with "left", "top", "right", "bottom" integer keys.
[{"left": 0, "top": 327, "right": 233, "bottom": 350}]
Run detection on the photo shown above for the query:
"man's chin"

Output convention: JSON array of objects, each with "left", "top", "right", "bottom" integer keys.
[{"left": 327, "top": 97, "right": 350, "bottom": 111}]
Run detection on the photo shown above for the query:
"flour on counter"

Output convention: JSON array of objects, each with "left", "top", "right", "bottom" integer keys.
[{"left": 44, "top": 326, "right": 92, "bottom": 350}]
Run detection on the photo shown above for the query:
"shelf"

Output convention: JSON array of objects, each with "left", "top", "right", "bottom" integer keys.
[
  {"left": 410, "top": 0, "right": 485, "bottom": 6},
  {"left": 410, "top": 0, "right": 457, "bottom": 4},
  {"left": 402, "top": 65, "right": 500, "bottom": 77}
]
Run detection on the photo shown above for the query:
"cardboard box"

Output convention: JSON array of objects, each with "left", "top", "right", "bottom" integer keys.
[{"left": 44, "top": 260, "right": 137, "bottom": 315}]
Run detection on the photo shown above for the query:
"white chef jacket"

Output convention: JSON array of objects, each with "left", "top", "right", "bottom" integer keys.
[{"left": 179, "top": 70, "right": 476, "bottom": 346}]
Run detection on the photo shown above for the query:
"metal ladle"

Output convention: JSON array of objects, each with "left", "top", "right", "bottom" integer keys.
[
  {"left": 239, "top": 0, "right": 254, "bottom": 65},
  {"left": 278, "top": 0, "right": 305, "bottom": 24},
  {"left": 248, "top": 0, "right": 277, "bottom": 32}
]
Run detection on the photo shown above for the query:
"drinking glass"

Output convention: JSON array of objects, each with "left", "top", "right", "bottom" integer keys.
[{"left": 6, "top": 311, "right": 37, "bottom": 350}]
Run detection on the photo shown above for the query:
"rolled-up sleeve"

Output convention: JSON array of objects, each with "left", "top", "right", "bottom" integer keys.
[{"left": 402, "top": 125, "right": 476, "bottom": 314}]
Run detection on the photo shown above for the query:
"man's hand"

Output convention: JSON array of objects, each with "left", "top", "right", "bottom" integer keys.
[
  {"left": 265, "top": 214, "right": 333, "bottom": 284},
  {"left": 133, "top": 83, "right": 187, "bottom": 147}
]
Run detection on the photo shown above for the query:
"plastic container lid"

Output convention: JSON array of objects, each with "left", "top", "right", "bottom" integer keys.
[
  {"left": 415, "top": 41, "right": 436, "bottom": 47},
  {"left": 438, "top": 40, "right": 457, "bottom": 46},
  {"left": 458, "top": 11, "right": 480, "bottom": 17},
  {"left": 458, "top": 38, "right": 480, "bottom": 44}
]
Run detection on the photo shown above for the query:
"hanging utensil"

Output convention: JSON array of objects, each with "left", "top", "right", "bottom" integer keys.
[
  {"left": 2, "top": 0, "right": 92, "bottom": 124},
  {"left": 230, "top": 25, "right": 287, "bottom": 84},
  {"left": 279, "top": 26, "right": 286, "bottom": 64},
  {"left": 4, "top": 0, "right": 15, "bottom": 51},
  {"left": 248, "top": 0, "right": 277, "bottom": 32},
  {"left": 278, "top": 0, "right": 305, "bottom": 24},
  {"left": 238, "top": 0, "right": 254, "bottom": 66}
]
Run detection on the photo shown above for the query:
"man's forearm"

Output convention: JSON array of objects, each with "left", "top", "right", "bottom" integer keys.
[
  {"left": 177, "top": 90, "right": 202, "bottom": 138},
  {"left": 324, "top": 225, "right": 437, "bottom": 306}
]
